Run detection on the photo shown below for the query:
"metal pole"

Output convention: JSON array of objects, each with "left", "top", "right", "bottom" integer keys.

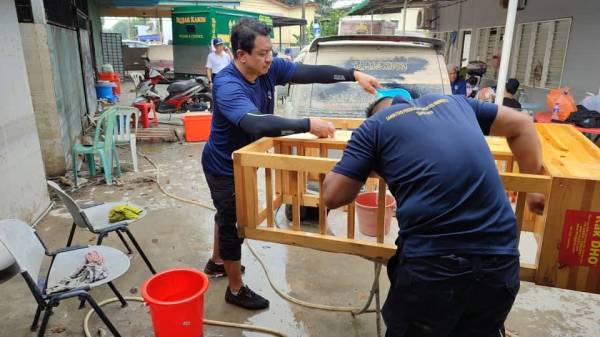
[
  {"left": 495, "top": 0, "right": 519, "bottom": 105},
  {"left": 402, "top": 0, "right": 409, "bottom": 34},
  {"left": 370, "top": 10, "right": 374, "bottom": 34},
  {"left": 301, "top": 0, "right": 306, "bottom": 47}
]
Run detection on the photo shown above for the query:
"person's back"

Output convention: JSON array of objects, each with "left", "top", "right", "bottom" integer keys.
[
  {"left": 348, "top": 94, "right": 517, "bottom": 257},
  {"left": 323, "top": 92, "right": 543, "bottom": 337}
]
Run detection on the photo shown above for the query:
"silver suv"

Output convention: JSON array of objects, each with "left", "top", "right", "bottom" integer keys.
[
  {"left": 283, "top": 35, "right": 451, "bottom": 119},
  {"left": 280, "top": 35, "right": 451, "bottom": 222}
]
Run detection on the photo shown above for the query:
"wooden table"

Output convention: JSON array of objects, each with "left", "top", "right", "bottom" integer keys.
[{"left": 535, "top": 111, "right": 600, "bottom": 142}]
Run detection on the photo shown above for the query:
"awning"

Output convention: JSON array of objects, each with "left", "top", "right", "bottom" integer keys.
[
  {"left": 347, "top": 0, "right": 459, "bottom": 16},
  {"left": 271, "top": 15, "right": 306, "bottom": 28}
]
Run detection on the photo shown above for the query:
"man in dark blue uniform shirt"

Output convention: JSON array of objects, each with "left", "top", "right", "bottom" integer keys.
[
  {"left": 201, "top": 18, "right": 380, "bottom": 310},
  {"left": 322, "top": 93, "right": 545, "bottom": 336},
  {"left": 448, "top": 63, "right": 467, "bottom": 96}
]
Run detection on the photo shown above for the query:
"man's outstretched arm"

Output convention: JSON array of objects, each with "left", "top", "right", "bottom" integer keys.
[
  {"left": 490, "top": 106, "right": 545, "bottom": 214},
  {"left": 290, "top": 64, "right": 381, "bottom": 94}
]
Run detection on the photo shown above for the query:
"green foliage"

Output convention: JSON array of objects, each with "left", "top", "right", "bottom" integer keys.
[
  {"left": 320, "top": 9, "right": 346, "bottom": 37},
  {"left": 104, "top": 18, "right": 151, "bottom": 40}
]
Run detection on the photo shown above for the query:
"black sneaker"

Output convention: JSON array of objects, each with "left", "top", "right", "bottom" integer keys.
[
  {"left": 204, "top": 259, "right": 245, "bottom": 278},
  {"left": 225, "top": 285, "right": 269, "bottom": 310}
]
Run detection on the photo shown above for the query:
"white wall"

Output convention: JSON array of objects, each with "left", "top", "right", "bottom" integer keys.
[
  {"left": 437, "top": 0, "right": 600, "bottom": 103},
  {"left": 0, "top": 1, "right": 50, "bottom": 222}
]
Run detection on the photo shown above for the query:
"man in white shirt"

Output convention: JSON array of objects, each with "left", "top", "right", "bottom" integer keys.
[{"left": 206, "top": 37, "right": 233, "bottom": 87}]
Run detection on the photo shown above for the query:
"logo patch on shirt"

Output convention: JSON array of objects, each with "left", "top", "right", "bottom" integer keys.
[
  {"left": 267, "top": 91, "right": 272, "bottom": 100},
  {"left": 385, "top": 99, "right": 447, "bottom": 121}
]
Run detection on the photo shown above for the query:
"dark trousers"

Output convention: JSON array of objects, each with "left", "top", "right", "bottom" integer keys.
[
  {"left": 204, "top": 173, "right": 243, "bottom": 261},
  {"left": 383, "top": 253, "right": 519, "bottom": 337}
]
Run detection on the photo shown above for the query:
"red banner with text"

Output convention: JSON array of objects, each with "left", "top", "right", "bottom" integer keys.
[{"left": 559, "top": 210, "right": 600, "bottom": 268}]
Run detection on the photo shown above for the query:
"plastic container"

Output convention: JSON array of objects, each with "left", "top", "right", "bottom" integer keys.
[
  {"left": 182, "top": 112, "right": 212, "bottom": 142},
  {"left": 98, "top": 71, "right": 122, "bottom": 96},
  {"left": 95, "top": 82, "right": 115, "bottom": 102},
  {"left": 355, "top": 192, "right": 396, "bottom": 237},
  {"left": 141, "top": 268, "right": 209, "bottom": 337}
]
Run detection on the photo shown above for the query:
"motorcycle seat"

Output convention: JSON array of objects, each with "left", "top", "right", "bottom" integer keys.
[{"left": 167, "top": 79, "right": 198, "bottom": 94}]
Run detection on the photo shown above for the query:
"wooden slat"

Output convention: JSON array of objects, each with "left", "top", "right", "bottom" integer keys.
[
  {"left": 245, "top": 227, "right": 396, "bottom": 261},
  {"left": 243, "top": 166, "right": 258, "bottom": 229},
  {"left": 265, "top": 168, "right": 274, "bottom": 227},
  {"left": 515, "top": 192, "right": 527, "bottom": 236},
  {"left": 236, "top": 137, "right": 274, "bottom": 153},
  {"left": 376, "top": 178, "right": 386, "bottom": 244},
  {"left": 241, "top": 152, "right": 339, "bottom": 174},
  {"left": 500, "top": 172, "right": 552, "bottom": 194},
  {"left": 319, "top": 174, "right": 327, "bottom": 235},
  {"left": 282, "top": 194, "right": 319, "bottom": 207},
  {"left": 233, "top": 153, "right": 246, "bottom": 236},
  {"left": 347, "top": 201, "right": 355, "bottom": 239},
  {"left": 274, "top": 143, "right": 283, "bottom": 196},
  {"left": 291, "top": 171, "right": 301, "bottom": 230},
  {"left": 520, "top": 263, "right": 537, "bottom": 282}
]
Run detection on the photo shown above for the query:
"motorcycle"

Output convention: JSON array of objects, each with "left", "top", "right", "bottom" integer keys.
[{"left": 136, "top": 62, "right": 213, "bottom": 114}]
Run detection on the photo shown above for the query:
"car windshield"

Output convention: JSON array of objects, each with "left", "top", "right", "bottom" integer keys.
[{"left": 290, "top": 44, "right": 447, "bottom": 118}]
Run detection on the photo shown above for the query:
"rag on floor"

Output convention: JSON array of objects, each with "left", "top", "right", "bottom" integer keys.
[
  {"left": 46, "top": 250, "right": 108, "bottom": 293},
  {"left": 108, "top": 204, "right": 143, "bottom": 223}
]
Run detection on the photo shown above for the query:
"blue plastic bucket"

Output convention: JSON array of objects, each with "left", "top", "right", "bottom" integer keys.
[{"left": 95, "top": 82, "right": 115, "bottom": 102}]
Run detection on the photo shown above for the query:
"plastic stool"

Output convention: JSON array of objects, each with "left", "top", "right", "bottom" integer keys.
[{"left": 133, "top": 100, "right": 159, "bottom": 128}]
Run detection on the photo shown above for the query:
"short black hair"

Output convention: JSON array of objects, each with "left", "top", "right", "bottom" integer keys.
[
  {"left": 506, "top": 78, "right": 520, "bottom": 95},
  {"left": 365, "top": 97, "right": 392, "bottom": 118},
  {"left": 230, "top": 18, "right": 272, "bottom": 58}
]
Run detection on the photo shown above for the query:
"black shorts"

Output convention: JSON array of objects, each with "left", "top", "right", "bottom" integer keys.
[
  {"left": 204, "top": 173, "right": 243, "bottom": 261},
  {"left": 383, "top": 253, "right": 519, "bottom": 337}
]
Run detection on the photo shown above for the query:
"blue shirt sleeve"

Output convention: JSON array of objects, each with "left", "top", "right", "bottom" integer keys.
[
  {"left": 270, "top": 58, "right": 297, "bottom": 86},
  {"left": 462, "top": 96, "right": 498, "bottom": 135},
  {"left": 214, "top": 81, "right": 259, "bottom": 126},
  {"left": 332, "top": 119, "right": 378, "bottom": 183}
]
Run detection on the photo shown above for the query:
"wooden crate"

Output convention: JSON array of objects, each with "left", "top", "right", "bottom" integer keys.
[{"left": 233, "top": 119, "right": 600, "bottom": 294}]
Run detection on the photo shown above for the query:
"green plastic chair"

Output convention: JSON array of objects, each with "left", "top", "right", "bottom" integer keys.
[{"left": 72, "top": 108, "right": 121, "bottom": 186}]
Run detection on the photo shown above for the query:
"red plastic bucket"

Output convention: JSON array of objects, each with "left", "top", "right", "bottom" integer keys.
[
  {"left": 141, "top": 268, "right": 209, "bottom": 337},
  {"left": 355, "top": 192, "right": 396, "bottom": 237}
]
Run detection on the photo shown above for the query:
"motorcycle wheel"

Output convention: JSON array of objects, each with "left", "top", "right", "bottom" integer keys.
[{"left": 190, "top": 93, "right": 213, "bottom": 112}]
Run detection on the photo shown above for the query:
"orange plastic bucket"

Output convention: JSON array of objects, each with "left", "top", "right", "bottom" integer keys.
[
  {"left": 355, "top": 192, "right": 396, "bottom": 237},
  {"left": 141, "top": 268, "right": 209, "bottom": 337}
]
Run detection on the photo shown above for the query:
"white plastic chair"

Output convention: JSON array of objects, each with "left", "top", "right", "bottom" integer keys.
[
  {"left": 0, "top": 219, "right": 130, "bottom": 337},
  {"left": 47, "top": 181, "right": 156, "bottom": 274},
  {"left": 130, "top": 72, "right": 144, "bottom": 88},
  {"left": 114, "top": 106, "right": 140, "bottom": 172}
]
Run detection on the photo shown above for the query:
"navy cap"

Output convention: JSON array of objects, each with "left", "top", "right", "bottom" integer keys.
[{"left": 212, "top": 37, "right": 224, "bottom": 46}]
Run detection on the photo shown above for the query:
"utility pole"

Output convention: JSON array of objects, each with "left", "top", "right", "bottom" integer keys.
[{"left": 300, "top": 0, "right": 306, "bottom": 47}]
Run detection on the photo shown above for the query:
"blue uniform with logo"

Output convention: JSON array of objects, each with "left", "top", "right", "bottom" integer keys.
[
  {"left": 451, "top": 78, "right": 467, "bottom": 95},
  {"left": 201, "top": 58, "right": 297, "bottom": 261},
  {"left": 332, "top": 94, "right": 519, "bottom": 337}
]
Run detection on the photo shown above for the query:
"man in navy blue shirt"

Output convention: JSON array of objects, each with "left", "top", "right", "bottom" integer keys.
[
  {"left": 201, "top": 18, "right": 380, "bottom": 310},
  {"left": 322, "top": 93, "right": 545, "bottom": 336},
  {"left": 448, "top": 63, "right": 467, "bottom": 96}
]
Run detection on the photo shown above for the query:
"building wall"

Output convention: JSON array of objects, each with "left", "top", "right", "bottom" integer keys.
[
  {"left": 238, "top": 0, "right": 317, "bottom": 45},
  {"left": 19, "top": 24, "right": 65, "bottom": 175},
  {"left": 89, "top": 0, "right": 104, "bottom": 66},
  {"left": 0, "top": 1, "right": 50, "bottom": 222},
  {"left": 437, "top": 0, "right": 600, "bottom": 103},
  {"left": 344, "top": 8, "right": 421, "bottom": 33}
]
